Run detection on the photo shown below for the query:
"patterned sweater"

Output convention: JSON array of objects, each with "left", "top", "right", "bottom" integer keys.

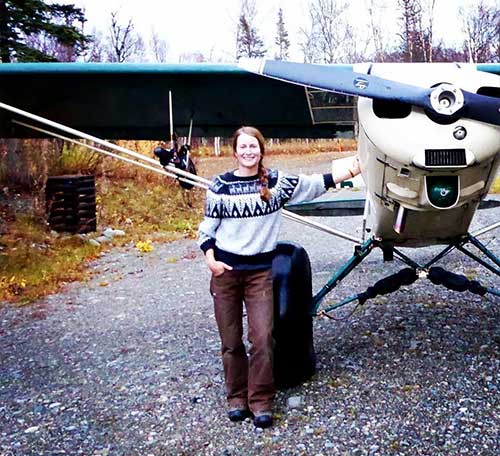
[{"left": 198, "top": 168, "right": 335, "bottom": 269}]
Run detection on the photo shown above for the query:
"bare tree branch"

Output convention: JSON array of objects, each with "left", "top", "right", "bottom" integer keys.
[
  {"left": 108, "top": 11, "right": 135, "bottom": 63},
  {"left": 301, "top": 0, "right": 367, "bottom": 63},
  {"left": 150, "top": 30, "right": 168, "bottom": 63},
  {"left": 460, "top": 0, "right": 500, "bottom": 63}
]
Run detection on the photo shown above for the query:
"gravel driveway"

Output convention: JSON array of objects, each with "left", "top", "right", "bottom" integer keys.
[{"left": 1, "top": 192, "right": 499, "bottom": 456}]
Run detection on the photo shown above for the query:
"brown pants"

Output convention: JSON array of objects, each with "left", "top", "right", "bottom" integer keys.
[{"left": 210, "top": 268, "right": 275, "bottom": 413}]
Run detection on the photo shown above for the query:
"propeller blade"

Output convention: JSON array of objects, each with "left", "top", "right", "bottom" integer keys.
[
  {"left": 240, "top": 60, "right": 500, "bottom": 126},
  {"left": 461, "top": 90, "right": 500, "bottom": 126}
]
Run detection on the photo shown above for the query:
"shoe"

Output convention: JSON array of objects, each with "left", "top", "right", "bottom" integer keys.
[
  {"left": 227, "top": 407, "right": 251, "bottom": 422},
  {"left": 253, "top": 412, "right": 273, "bottom": 429}
]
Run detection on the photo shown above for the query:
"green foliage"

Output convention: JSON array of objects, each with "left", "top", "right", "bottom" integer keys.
[
  {"left": 491, "top": 176, "right": 500, "bottom": 194},
  {"left": 0, "top": 0, "right": 89, "bottom": 62},
  {"left": 0, "top": 213, "right": 101, "bottom": 303},
  {"left": 0, "top": 175, "right": 203, "bottom": 304},
  {"left": 48, "top": 144, "right": 103, "bottom": 176},
  {"left": 97, "top": 178, "right": 203, "bottom": 240}
]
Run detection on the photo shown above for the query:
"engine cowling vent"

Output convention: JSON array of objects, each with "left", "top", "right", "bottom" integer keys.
[{"left": 425, "top": 149, "right": 466, "bottom": 167}]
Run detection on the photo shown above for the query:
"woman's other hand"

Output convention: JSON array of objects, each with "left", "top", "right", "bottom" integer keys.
[
  {"left": 205, "top": 248, "right": 233, "bottom": 276},
  {"left": 208, "top": 259, "right": 233, "bottom": 276}
]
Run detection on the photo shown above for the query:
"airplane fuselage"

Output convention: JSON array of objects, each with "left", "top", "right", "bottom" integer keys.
[{"left": 356, "top": 63, "right": 500, "bottom": 247}]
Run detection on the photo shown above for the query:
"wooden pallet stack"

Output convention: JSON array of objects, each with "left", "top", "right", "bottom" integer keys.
[{"left": 45, "top": 175, "right": 97, "bottom": 234}]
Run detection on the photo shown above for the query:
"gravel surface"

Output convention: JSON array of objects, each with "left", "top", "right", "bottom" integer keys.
[{"left": 1, "top": 194, "right": 499, "bottom": 456}]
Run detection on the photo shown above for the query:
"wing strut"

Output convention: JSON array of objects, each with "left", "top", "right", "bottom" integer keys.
[
  {"left": 13, "top": 120, "right": 200, "bottom": 188},
  {"left": 169, "top": 90, "right": 175, "bottom": 149},
  {"left": 0, "top": 101, "right": 362, "bottom": 244}
]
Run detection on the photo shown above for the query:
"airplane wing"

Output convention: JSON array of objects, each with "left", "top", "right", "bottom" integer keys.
[
  {"left": 1, "top": 62, "right": 499, "bottom": 140},
  {"left": 0, "top": 62, "right": 357, "bottom": 139},
  {"left": 477, "top": 63, "right": 500, "bottom": 76}
]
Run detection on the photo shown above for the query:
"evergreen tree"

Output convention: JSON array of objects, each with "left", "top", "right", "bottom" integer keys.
[
  {"left": 0, "top": 0, "right": 88, "bottom": 62},
  {"left": 236, "top": 13, "right": 266, "bottom": 60},
  {"left": 274, "top": 7, "right": 290, "bottom": 60}
]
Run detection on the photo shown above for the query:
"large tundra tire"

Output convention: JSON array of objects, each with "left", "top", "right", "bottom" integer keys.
[{"left": 272, "top": 241, "right": 316, "bottom": 388}]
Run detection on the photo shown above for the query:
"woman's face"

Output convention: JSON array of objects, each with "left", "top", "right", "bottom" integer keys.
[{"left": 235, "top": 132, "right": 261, "bottom": 172}]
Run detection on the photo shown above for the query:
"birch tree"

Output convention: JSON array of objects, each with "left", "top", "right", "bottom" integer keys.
[
  {"left": 397, "top": 0, "right": 436, "bottom": 62},
  {"left": 150, "top": 30, "right": 168, "bottom": 63},
  {"left": 461, "top": 0, "right": 500, "bottom": 63},
  {"left": 366, "top": 0, "right": 386, "bottom": 62},
  {"left": 300, "top": 0, "right": 368, "bottom": 63}
]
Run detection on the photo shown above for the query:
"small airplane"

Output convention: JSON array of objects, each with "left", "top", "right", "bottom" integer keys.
[{"left": 0, "top": 60, "right": 498, "bottom": 387}]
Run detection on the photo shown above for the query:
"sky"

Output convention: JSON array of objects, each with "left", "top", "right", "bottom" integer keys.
[
  {"left": 70, "top": 0, "right": 313, "bottom": 61},
  {"left": 66, "top": 0, "right": 497, "bottom": 62}
]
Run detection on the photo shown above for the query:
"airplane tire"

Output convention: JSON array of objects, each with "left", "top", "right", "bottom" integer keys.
[{"left": 272, "top": 241, "right": 316, "bottom": 388}]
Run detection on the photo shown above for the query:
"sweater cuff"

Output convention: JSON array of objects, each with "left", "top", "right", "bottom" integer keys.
[
  {"left": 323, "top": 173, "right": 335, "bottom": 189},
  {"left": 199, "top": 239, "right": 216, "bottom": 253}
]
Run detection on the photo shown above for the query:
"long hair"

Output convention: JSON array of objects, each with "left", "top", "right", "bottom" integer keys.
[{"left": 232, "top": 126, "right": 272, "bottom": 202}]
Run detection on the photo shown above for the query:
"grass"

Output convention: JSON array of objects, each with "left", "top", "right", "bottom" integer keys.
[
  {"left": 96, "top": 177, "right": 203, "bottom": 241},
  {"left": 0, "top": 137, "right": 352, "bottom": 304},
  {"left": 1, "top": 172, "right": 204, "bottom": 304},
  {"left": 0, "top": 214, "right": 103, "bottom": 303},
  {"left": 491, "top": 176, "right": 500, "bottom": 194}
]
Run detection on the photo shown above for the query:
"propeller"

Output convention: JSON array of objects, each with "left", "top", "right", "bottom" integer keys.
[{"left": 239, "top": 59, "right": 500, "bottom": 127}]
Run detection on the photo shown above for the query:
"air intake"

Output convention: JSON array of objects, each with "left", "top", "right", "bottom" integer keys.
[{"left": 425, "top": 149, "right": 466, "bottom": 167}]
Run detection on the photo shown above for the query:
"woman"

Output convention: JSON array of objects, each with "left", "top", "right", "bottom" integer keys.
[{"left": 198, "top": 126, "right": 360, "bottom": 429}]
